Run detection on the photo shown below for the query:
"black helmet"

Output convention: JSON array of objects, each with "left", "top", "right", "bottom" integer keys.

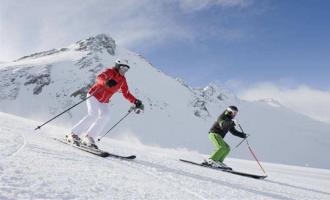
[
  {"left": 226, "top": 105, "right": 238, "bottom": 117},
  {"left": 227, "top": 105, "right": 238, "bottom": 112}
]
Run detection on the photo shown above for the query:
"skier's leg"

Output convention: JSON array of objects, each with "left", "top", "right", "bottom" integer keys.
[
  {"left": 208, "top": 132, "right": 227, "bottom": 161},
  {"left": 84, "top": 101, "right": 111, "bottom": 138},
  {"left": 219, "top": 141, "right": 231, "bottom": 162},
  {"left": 71, "top": 96, "right": 99, "bottom": 136}
]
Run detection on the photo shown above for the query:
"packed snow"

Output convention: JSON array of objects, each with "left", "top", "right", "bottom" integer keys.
[{"left": 1, "top": 112, "right": 330, "bottom": 200}]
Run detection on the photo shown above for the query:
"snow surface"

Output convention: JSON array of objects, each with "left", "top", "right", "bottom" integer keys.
[
  {"left": 1, "top": 34, "right": 330, "bottom": 169},
  {"left": 1, "top": 112, "right": 330, "bottom": 200}
]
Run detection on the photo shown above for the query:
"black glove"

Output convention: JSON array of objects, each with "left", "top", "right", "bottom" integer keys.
[
  {"left": 106, "top": 79, "right": 118, "bottom": 88},
  {"left": 134, "top": 99, "right": 143, "bottom": 109},
  {"left": 133, "top": 99, "right": 144, "bottom": 114},
  {"left": 242, "top": 133, "right": 250, "bottom": 138}
]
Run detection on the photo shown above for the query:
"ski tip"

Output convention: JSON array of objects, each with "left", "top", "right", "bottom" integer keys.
[
  {"left": 106, "top": 154, "right": 136, "bottom": 159},
  {"left": 128, "top": 155, "right": 136, "bottom": 159}
]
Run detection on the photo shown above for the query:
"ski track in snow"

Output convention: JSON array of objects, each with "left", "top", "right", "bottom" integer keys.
[
  {"left": 0, "top": 125, "right": 26, "bottom": 159},
  {"left": 108, "top": 143, "right": 330, "bottom": 200},
  {"left": 126, "top": 158, "right": 292, "bottom": 200},
  {"left": 6, "top": 129, "right": 26, "bottom": 158},
  {"left": 0, "top": 113, "right": 330, "bottom": 200},
  {"left": 122, "top": 160, "right": 208, "bottom": 200}
]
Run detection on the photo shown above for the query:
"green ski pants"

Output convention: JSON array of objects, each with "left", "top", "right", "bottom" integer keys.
[{"left": 208, "top": 132, "right": 230, "bottom": 162}]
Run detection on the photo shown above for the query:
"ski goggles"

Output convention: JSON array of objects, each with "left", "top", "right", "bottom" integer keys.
[
  {"left": 231, "top": 111, "right": 238, "bottom": 116},
  {"left": 226, "top": 108, "right": 238, "bottom": 116},
  {"left": 119, "top": 65, "right": 129, "bottom": 72}
]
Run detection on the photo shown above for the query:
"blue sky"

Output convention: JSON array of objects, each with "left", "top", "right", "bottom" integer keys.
[
  {"left": 134, "top": 0, "right": 330, "bottom": 90},
  {"left": 1, "top": 0, "right": 329, "bottom": 122}
]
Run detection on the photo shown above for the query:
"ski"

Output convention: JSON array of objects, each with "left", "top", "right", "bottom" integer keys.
[
  {"left": 107, "top": 153, "right": 136, "bottom": 160},
  {"left": 53, "top": 138, "right": 136, "bottom": 160},
  {"left": 179, "top": 159, "right": 267, "bottom": 179}
]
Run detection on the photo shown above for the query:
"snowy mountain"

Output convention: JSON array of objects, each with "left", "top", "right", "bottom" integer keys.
[
  {"left": 1, "top": 33, "right": 330, "bottom": 169},
  {"left": 1, "top": 112, "right": 330, "bottom": 200},
  {"left": 258, "top": 98, "right": 282, "bottom": 108}
]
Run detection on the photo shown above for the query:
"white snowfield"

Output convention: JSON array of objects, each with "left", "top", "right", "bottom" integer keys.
[{"left": 1, "top": 112, "right": 329, "bottom": 200}]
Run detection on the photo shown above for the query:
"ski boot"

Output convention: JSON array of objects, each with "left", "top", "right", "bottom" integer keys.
[
  {"left": 203, "top": 158, "right": 232, "bottom": 170},
  {"left": 203, "top": 158, "right": 222, "bottom": 168},
  {"left": 81, "top": 135, "right": 98, "bottom": 149},
  {"left": 219, "top": 162, "right": 232, "bottom": 170},
  {"left": 65, "top": 133, "right": 81, "bottom": 146},
  {"left": 217, "top": 161, "right": 233, "bottom": 170}
]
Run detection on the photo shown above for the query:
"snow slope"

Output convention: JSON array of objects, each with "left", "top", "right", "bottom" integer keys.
[
  {"left": 1, "top": 34, "right": 330, "bottom": 169},
  {"left": 1, "top": 112, "right": 330, "bottom": 200}
]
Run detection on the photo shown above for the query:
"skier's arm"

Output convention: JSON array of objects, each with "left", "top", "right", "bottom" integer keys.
[
  {"left": 219, "top": 120, "right": 232, "bottom": 129},
  {"left": 229, "top": 126, "right": 246, "bottom": 138},
  {"left": 120, "top": 79, "right": 136, "bottom": 103}
]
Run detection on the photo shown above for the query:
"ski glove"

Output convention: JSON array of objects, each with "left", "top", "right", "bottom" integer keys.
[
  {"left": 133, "top": 99, "right": 144, "bottom": 114},
  {"left": 134, "top": 99, "right": 143, "bottom": 109}
]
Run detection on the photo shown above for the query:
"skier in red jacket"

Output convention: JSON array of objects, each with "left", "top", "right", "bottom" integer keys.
[{"left": 67, "top": 59, "right": 144, "bottom": 148}]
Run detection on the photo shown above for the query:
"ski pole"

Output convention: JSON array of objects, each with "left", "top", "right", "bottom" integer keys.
[
  {"left": 234, "top": 122, "right": 246, "bottom": 148},
  {"left": 246, "top": 138, "right": 267, "bottom": 175},
  {"left": 34, "top": 93, "right": 94, "bottom": 130},
  {"left": 237, "top": 123, "right": 266, "bottom": 174},
  {"left": 235, "top": 138, "right": 246, "bottom": 148},
  {"left": 97, "top": 106, "right": 135, "bottom": 141}
]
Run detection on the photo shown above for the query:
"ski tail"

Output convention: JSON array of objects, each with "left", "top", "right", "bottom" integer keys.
[{"left": 53, "top": 137, "right": 136, "bottom": 159}]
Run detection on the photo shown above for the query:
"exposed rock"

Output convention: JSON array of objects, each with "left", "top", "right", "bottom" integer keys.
[
  {"left": 15, "top": 48, "right": 69, "bottom": 62},
  {"left": 24, "top": 65, "right": 52, "bottom": 95},
  {"left": 74, "top": 34, "right": 116, "bottom": 55}
]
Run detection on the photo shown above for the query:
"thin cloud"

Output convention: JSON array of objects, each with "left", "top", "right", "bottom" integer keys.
[
  {"left": 238, "top": 83, "right": 330, "bottom": 124},
  {"left": 0, "top": 0, "right": 189, "bottom": 61},
  {"left": 0, "top": 0, "right": 253, "bottom": 61},
  {"left": 179, "top": 0, "right": 252, "bottom": 12}
]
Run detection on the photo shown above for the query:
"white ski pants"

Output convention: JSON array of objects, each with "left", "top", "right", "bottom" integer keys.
[{"left": 71, "top": 96, "right": 111, "bottom": 138}]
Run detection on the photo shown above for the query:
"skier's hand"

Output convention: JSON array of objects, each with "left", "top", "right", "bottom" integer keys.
[
  {"left": 134, "top": 99, "right": 143, "bottom": 108},
  {"left": 242, "top": 133, "right": 250, "bottom": 138},
  {"left": 134, "top": 99, "right": 144, "bottom": 114}
]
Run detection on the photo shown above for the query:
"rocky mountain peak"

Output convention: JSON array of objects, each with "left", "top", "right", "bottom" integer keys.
[{"left": 73, "top": 34, "right": 116, "bottom": 55}]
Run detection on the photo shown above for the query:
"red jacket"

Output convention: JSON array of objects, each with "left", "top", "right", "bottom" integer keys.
[{"left": 89, "top": 68, "right": 136, "bottom": 103}]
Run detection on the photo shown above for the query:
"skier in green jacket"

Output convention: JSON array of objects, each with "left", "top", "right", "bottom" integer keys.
[{"left": 204, "top": 105, "right": 247, "bottom": 169}]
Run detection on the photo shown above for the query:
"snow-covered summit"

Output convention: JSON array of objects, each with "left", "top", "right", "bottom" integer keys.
[
  {"left": 258, "top": 98, "right": 282, "bottom": 108},
  {"left": 188, "top": 83, "right": 238, "bottom": 119},
  {"left": 72, "top": 33, "right": 116, "bottom": 55},
  {"left": 199, "top": 83, "right": 237, "bottom": 102},
  {"left": 12, "top": 34, "right": 115, "bottom": 63}
]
